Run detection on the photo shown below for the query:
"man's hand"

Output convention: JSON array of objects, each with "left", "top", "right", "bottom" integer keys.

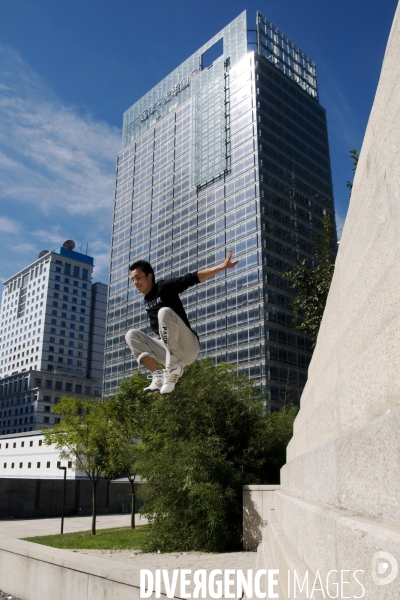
[
  {"left": 222, "top": 249, "right": 239, "bottom": 270},
  {"left": 197, "top": 250, "right": 239, "bottom": 282}
]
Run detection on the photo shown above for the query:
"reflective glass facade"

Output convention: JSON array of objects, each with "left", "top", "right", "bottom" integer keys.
[{"left": 104, "top": 11, "right": 336, "bottom": 408}]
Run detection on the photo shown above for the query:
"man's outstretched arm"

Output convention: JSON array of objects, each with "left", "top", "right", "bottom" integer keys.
[{"left": 197, "top": 250, "right": 239, "bottom": 283}]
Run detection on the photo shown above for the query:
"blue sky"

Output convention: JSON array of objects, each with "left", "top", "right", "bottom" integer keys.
[{"left": 0, "top": 0, "right": 398, "bottom": 285}]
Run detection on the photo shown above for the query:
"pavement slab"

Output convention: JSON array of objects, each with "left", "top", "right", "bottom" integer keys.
[{"left": 0, "top": 513, "right": 148, "bottom": 538}]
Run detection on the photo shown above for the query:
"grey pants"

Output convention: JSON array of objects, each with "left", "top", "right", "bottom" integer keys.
[{"left": 125, "top": 307, "right": 200, "bottom": 370}]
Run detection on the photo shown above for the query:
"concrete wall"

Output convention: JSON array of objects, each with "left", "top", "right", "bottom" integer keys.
[
  {"left": 0, "top": 536, "right": 177, "bottom": 600},
  {"left": 255, "top": 2, "right": 400, "bottom": 598},
  {"left": 0, "top": 478, "right": 140, "bottom": 519}
]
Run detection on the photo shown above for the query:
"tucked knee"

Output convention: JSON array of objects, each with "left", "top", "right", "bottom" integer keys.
[
  {"left": 125, "top": 329, "right": 140, "bottom": 345},
  {"left": 158, "top": 307, "right": 174, "bottom": 322}
]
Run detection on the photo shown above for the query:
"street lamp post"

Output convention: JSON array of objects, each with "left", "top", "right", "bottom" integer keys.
[{"left": 58, "top": 466, "right": 67, "bottom": 534}]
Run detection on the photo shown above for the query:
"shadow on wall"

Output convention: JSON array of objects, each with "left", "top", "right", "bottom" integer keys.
[
  {"left": 242, "top": 485, "right": 279, "bottom": 550},
  {"left": 243, "top": 497, "right": 263, "bottom": 550}
]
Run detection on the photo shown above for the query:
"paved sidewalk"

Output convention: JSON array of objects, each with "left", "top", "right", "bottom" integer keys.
[{"left": 0, "top": 513, "right": 148, "bottom": 538}]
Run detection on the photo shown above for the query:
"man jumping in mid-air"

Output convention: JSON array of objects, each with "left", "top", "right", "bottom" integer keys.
[{"left": 125, "top": 250, "right": 239, "bottom": 395}]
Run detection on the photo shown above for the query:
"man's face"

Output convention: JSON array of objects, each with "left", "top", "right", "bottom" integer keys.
[{"left": 130, "top": 268, "right": 154, "bottom": 295}]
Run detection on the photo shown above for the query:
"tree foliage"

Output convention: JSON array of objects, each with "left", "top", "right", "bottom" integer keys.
[
  {"left": 44, "top": 395, "right": 143, "bottom": 533},
  {"left": 282, "top": 215, "right": 336, "bottom": 344},
  {"left": 111, "top": 359, "right": 297, "bottom": 552},
  {"left": 346, "top": 148, "right": 359, "bottom": 193},
  {"left": 43, "top": 397, "right": 113, "bottom": 535},
  {"left": 263, "top": 405, "right": 298, "bottom": 484},
  {"left": 281, "top": 149, "right": 358, "bottom": 342},
  {"left": 107, "top": 401, "right": 141, "bottom": 529},
  {"left": 42, "top": 363, "right": 298, "bottom": 548}
]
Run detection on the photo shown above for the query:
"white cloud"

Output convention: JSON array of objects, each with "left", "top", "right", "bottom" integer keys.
[
  {"left": 93, "top": 258, "right": 111, "bottom": 283},
  {"left": 0, "top": 44, "right": 121, "bottom": 284},
  {"left": 13, "top": 243, "right": 38, "bottom": 254},
  {"left": 32, "top": 228, "right": 63, "bottom": 245},
  {"left": 0, "top": 216, "right": 20, "bottom": 234},
  {"left": 90, "top": 241, "right": 112, "bottom": 283},
  {"left": 0, "top": 151, "right": 21, "bottom": 170}
]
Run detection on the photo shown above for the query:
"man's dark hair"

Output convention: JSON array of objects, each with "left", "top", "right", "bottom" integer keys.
[{"left": 129, "top": 260, "right": 155, "bottom": 283}]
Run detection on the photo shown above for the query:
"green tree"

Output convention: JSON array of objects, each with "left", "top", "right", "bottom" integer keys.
[
  {"left": 112, "top": 359, "right": 292, "bottom": 552},
  {"left": 346, "top": 148, "right": 359, "bottom": 193},
  {"left": 281, "top": 149, "right": 358, "bottom": 343},
  {"left": 43, "top": 397, "right": 112, "bottom": 535},
  {"left": 263, "top": 405, "right": 298, "bottom": 483},
  {"left": 282, "top": 214, "right": 336, "bottom": 344},
  {"left": 107, "top": 402, "right": 141, "bottom": 529}
]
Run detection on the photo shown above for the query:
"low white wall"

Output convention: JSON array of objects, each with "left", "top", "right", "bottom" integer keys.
[{"left": 0, "top": 535, "right": 176, "bottom": 600}]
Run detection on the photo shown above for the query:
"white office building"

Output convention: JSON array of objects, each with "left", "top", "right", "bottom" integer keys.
[
  {"left": 0, "top": 241, "right": 107, "bottom": 434},
  {"left": 0, "top": 431, "right": 83, "bottom": 479},
  {"left": 0, "top": 430, "right": 138, "bottom": 521}
]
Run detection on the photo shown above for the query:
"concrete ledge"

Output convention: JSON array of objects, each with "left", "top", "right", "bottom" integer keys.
[
  {"left": 247, "top": 486, "right": 400, "bottom": 598},
  {"left": 267, "top": 512, "right": 315, "bottom": 600},
  {"left": 0, "top": 535, "right": 178, "bottom": 600},
  {"left": 282, "top": 408, "right": 400, "bottom": 521},
  {"left": 271, "top": 491, "right": 400, "bottom": 599}
]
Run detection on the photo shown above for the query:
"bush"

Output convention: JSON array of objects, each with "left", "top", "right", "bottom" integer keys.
[{"left": 112, "top": 358, "right": 297, "bottom": 552}]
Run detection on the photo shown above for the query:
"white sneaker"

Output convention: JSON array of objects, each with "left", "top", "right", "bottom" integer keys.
[
  {"left": 143, "top": 370, "right": 163, "bottom": 395},
  {"left": 160, "top": 365, "right": 183, "bottom": 394}
]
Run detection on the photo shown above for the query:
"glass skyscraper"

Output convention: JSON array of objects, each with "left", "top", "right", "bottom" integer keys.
[{"left": 104, "top": 11, "right": 336, "bottom": 408}]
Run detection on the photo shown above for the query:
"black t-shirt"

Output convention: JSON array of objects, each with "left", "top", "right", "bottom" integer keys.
[{"left": 144, "top": 272, "right": 200, "bottom": 337}]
